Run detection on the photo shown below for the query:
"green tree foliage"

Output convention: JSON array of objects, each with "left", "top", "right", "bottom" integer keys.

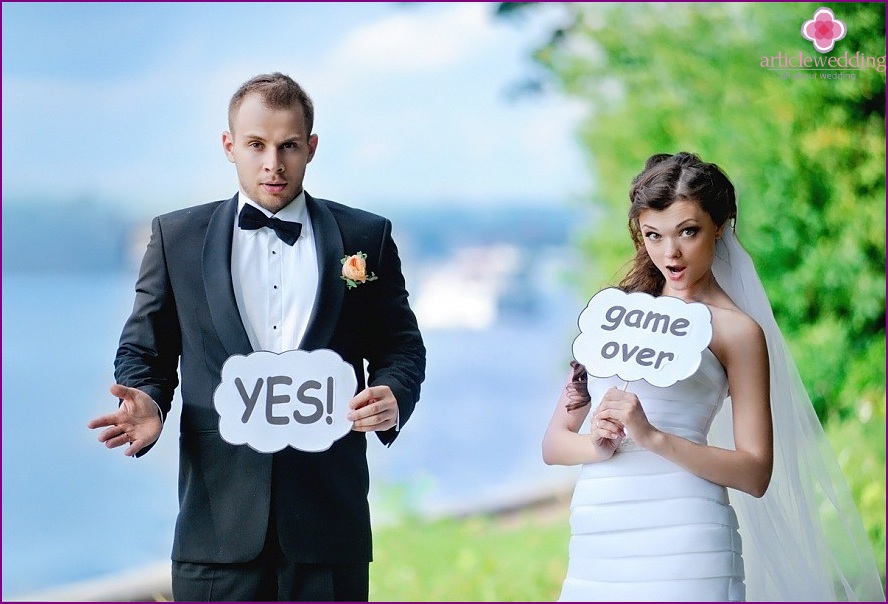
[
  {"left": 497, "top": 1, "right": 885, "bottom": 570},
  {"left": 499, "top": 2, "right": 885, "bottom": 421}
]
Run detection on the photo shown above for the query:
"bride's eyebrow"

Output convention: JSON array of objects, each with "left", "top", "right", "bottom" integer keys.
[{"left": 640, "top": 219, "right": 700, "bottom": 232}]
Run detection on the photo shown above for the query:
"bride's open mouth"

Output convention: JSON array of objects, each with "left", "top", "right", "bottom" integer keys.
[{"left": 666, "top": 265, "right": 686, "bottom": 278}]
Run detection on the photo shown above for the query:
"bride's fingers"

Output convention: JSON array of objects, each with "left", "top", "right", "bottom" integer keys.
[
  {"left": 595, "top": 408, "right": 623, "bottom": 423},
  {"left": 598, "top": 396, "right": 630, "bottom": 412},
  {"left": 593, "top": 418, "right": 623, "bottom": 439}
]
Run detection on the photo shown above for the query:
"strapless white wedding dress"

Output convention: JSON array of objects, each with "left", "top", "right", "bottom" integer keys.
[{"left": 560, "top": 349, "right": 745, "bottom": 602}]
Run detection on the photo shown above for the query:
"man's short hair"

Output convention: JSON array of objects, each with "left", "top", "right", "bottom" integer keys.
[{"left": 228, "top": 72, "right": 314, "bottom": 134}]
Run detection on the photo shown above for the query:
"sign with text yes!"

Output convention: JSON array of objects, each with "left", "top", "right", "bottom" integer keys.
[
  {"left": 213, "top": 349, "right": 357, "bottom": 453},
  {"left": 572, "top": 288, "right": 712, "bottom": 388}
]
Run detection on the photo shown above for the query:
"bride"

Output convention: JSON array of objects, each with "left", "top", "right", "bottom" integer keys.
[{"left": 542, "top": 152, "right": 884, "bottom": 601}]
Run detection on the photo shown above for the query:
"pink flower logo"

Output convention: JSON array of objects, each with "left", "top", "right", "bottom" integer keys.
[{"left": 801, "top": 7, "right": 846, "bottom": 53}]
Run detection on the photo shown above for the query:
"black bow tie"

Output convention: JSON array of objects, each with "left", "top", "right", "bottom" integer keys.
[{"left": 238, "top": 204, "right": 302, "bottom": 246}]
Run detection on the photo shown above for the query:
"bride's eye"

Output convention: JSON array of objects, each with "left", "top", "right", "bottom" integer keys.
[{"left": 644, "top": 231, "right": 660, "bottom": 241}]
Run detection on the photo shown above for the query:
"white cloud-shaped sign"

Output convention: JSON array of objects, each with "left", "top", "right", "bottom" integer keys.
[
  {"left": 572, "top": 288, "right": 712, "bottom": 388},
  {"left": 213, "top": 349, "right": 358, "bottom": 453}
]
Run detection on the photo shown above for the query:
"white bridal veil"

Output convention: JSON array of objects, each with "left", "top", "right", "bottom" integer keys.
[{"left": 709, "top": 227, "right": 885, "bottom": 601}]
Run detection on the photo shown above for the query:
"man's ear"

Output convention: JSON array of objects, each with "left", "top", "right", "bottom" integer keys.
[
  {"left": 307, "top": 134, "right": 319, "bottom": 163},
  {"left": 222, "top": 131, "right": 236, "bottom": 163}
]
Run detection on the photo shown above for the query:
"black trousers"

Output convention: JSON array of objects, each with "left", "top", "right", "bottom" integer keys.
[{"left": 171, "top": 512, "right": 369, "bottom": 602}]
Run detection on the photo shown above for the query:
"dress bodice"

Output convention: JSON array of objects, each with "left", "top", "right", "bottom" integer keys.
[
  {"left": 564, "top": 348, "right": 743, "bottom": 602},
  {"left": 586, "top": 347, "right": 728, "bottom": 445}
]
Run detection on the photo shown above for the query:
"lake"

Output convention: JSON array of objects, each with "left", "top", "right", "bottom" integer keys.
[{"left": 1, "top": 267, "right": 582, "bottom": 598}]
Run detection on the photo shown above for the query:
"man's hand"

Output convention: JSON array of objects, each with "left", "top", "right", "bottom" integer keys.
[
  {"left": 347, "top": 385, "right": 398, "bottom": 433},
  {"left": 87, "top": 384, "right": 163, "bottom": 457}
]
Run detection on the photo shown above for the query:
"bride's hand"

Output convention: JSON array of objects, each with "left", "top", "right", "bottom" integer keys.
[
  {"left": 594, "top": 388, "right": 656, "bottom": 446},
  {"left": 589, "top": 414, "right": 624, "bottom": 454}
]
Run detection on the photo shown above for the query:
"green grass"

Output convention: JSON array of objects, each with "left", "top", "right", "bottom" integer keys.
[
  {"left": 369, "top": 503, "right": 570, "bottom": 602},
  {"left": 368, "top": 442, "right": 886, "bottom": 602}
]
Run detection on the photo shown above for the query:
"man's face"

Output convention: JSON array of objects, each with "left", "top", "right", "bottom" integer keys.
[{"left": 222, "top": 92, "right": 318, "bottom": 213}]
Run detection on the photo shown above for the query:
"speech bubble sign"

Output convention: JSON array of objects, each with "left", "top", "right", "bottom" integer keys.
[
  {"left": 572, "top": 288, "right": 712, "bottom": 388},
  {"left": 213, "top": 349, "right": 358, "bottom": 453}
]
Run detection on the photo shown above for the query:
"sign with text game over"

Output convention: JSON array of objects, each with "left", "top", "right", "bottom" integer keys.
[{"left": 573, "top": 288, "right": 712, "bottom": 388}]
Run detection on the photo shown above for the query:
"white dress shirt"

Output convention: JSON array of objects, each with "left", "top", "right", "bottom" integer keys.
[
  {"left": 231, "top": 190, "right": 319, "bottom": 353},
  {"left": 230, "top": 191, "right": 398, "bottom": 430}
]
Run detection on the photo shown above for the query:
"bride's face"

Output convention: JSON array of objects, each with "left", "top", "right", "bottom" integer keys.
[{"left": 638, "top": 199, "right": 724, "bottom": 300}]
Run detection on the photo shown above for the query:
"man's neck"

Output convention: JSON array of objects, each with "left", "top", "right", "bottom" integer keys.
[{"left": 238, "top": 188, "right": 305, "bottom": 215}]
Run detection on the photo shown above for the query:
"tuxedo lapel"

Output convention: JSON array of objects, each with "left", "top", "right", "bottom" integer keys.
[
  {"left": 300, "top": 193, "right": 344, "bottom": 350},
  {"left": 202, "top": 194, "right": 253, "bottom": 356}
]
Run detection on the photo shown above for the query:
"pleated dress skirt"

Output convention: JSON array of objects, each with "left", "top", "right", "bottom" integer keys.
[{"left": 559, "top": 441, "right": 745, "bottom": 602}]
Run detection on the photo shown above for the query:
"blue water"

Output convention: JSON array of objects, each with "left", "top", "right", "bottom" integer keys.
[{"left": 2, "top": 271, "right": 581, "bottom": 598}]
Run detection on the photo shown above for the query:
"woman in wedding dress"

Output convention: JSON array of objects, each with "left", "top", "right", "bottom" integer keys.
[{"left": 543, "top": 152, "right": 884, "bottom": 602}]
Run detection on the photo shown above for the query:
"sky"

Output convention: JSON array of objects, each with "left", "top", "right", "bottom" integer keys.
[{"left": 2, "top": 2, "right": 590, "bottom": 217}]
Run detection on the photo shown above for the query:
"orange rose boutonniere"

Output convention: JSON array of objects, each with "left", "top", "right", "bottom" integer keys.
[{"left": 341, "top": 252, "right": 378, "bottom": 289}]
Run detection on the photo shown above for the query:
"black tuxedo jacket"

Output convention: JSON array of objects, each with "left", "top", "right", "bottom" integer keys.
[{"left": 114, "top": 193, "right": 425, "bottom": 564}]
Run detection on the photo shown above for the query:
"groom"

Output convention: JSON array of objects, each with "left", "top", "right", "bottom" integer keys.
[{"left": 87, "top": 72, "right": 426, "bottom": 601}]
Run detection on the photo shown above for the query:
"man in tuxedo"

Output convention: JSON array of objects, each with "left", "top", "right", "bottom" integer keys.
[{"left": 87, "top": 72, "right": 426, "bottom": 601}]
